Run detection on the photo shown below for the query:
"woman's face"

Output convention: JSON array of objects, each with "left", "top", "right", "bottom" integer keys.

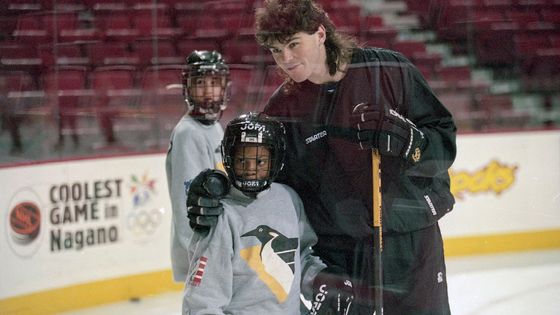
[
  {"left": 233, "top": 145, "right": 271, "bottom": 180},
  {"left": 266, "top": 26, "right": 329, "bottom": 84}
]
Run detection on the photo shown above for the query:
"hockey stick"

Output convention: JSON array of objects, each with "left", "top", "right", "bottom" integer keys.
[{"left": 372, "top": 149, "right": 383, "bottom": 315}]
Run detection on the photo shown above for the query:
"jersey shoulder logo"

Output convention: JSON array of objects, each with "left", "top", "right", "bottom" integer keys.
[{"left": 305, "top": 130, "right": 328, "bottom": 145}]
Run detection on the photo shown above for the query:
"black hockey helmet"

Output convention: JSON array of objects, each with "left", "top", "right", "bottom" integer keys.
[
  {"left": 222, "top": 112, "right": 286, "bottom": 194},
  {"left": 182, "top": 50, "right": 230, "bottom": 122}
]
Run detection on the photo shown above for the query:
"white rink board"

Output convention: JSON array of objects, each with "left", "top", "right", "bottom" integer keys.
[
  {"left": 0, "top": 154, "right": 172, "bottom": 299},
  {"left": 440, "top": 130, "right": 560, "bottom": 237},
  {"left": 1, "top": 130, "right": 559, "bottom": 301}
]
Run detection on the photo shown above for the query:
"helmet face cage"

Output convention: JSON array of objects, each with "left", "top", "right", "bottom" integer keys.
[
  {"left": 222, "top": 113, "right": 286, "bottom": 193},
  {"left": 182, "top": 51, "right": 230, "bottom": 122}
]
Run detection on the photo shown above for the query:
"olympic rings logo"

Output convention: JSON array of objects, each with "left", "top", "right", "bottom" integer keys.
[{"left": 127, "top": 208, "right": 162, "bottom": 236}]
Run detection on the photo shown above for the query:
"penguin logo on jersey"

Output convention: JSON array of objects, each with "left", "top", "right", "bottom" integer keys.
[{"left": 240, "top": 225, "right": 298, "bottom": 303}]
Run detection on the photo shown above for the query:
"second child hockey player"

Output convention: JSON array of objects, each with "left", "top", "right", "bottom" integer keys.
[{"left": 166, "top": 50, "right": 230, "bottom": 282}]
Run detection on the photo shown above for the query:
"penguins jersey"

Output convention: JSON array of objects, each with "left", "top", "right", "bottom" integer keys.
[
  {"left": 183, "top": 183, "right": 326, "bottom": 315},
  {"left": 166, "top": 115, "right": 224, "bottom": 282}
]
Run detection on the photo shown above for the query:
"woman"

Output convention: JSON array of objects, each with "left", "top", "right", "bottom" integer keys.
[{"left": 189, "top": 1, "right": 456, "bottom": 314}]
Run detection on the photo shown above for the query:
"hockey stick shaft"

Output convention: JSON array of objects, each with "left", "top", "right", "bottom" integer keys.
[{"left": 372, "top": 149, "right": 383, "bottom": 314}]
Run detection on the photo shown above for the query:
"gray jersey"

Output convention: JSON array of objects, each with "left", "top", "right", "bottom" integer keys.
[
  {"left": 166, "top": 115, "right": 224, "bottom": 282},
  {"left": 183, "top": 183, "right": 326, "bottom": 315}
]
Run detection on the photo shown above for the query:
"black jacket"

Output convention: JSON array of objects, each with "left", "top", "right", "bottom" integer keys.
[{"left": 263, "top": 47, "right": 457, "bottom": 239}]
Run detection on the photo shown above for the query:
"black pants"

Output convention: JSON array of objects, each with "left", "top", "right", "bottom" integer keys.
[{"left": 316, "top": 224, "right": 450, "bottom": 315}]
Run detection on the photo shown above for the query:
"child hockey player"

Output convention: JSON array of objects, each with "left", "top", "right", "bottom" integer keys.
[{"left": 183, "top": 112, "right": 354, "bottom": 315}]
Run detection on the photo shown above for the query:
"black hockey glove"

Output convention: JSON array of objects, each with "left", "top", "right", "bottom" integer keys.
[
  {"left": 186, "top": 169, "right": 230, "bottom": 232},
  {"left": 351, "top": 102, "right": 425, "bottom": 163},
  {"left": 310, "top": 266, "right": 354, "bottom": 315}
]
